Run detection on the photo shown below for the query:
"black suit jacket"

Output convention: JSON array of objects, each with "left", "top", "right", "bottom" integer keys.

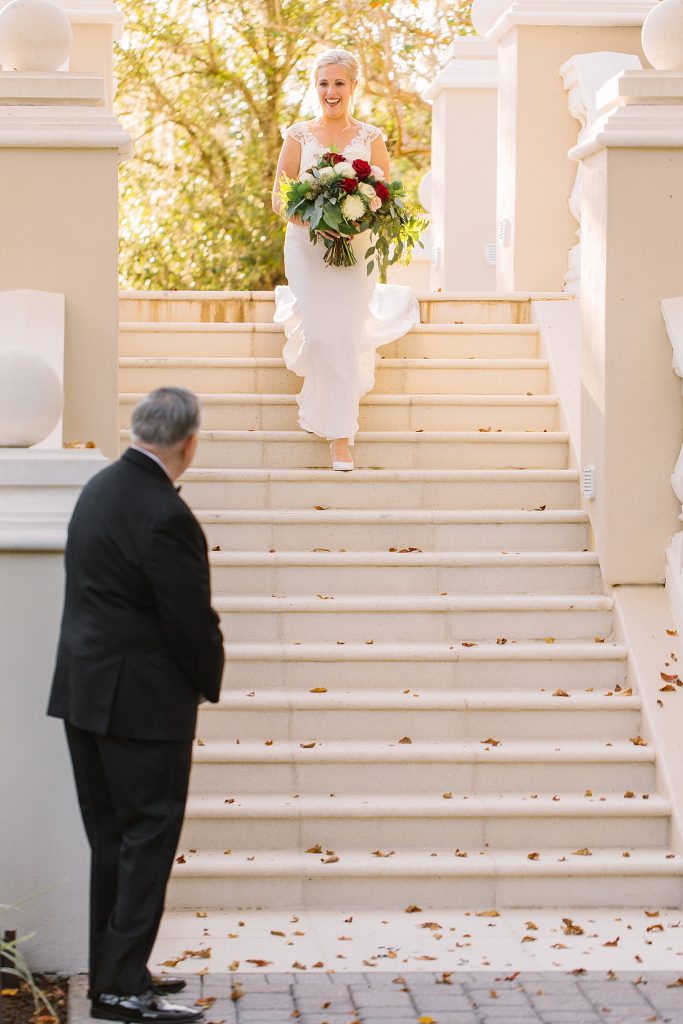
[{"left": 48, "top": 447, "right": 225, "bottom": 741}]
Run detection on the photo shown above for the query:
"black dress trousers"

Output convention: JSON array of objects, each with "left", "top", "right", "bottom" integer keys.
[{"left": 65, "top": 722, "right": 193, "bottom": 996}]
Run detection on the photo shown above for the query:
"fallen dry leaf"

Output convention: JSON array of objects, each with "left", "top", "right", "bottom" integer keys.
[
  {"left": 553, "top": 689, "right": 569, "bottom": 697},
  {"left": 405, "top": 905, "right": 422, "bottom": 913},
  {"left": 527, "top": 852, "right": 540, "bottom": 860},
  {"left": 661, "top": 672, "right": 679, "bottom": 683},
  {"left": 573, "top": 848, "right": 592, "bottom": 856},
  {"left": 306, "top": 844, "right": 322, "bottom": 854},
  {"left": 476, "top": 909, "right": 500, "bottom": 918},
  {"left": 630, "top": 736, "right": 647, "bottom": 746},
  {"left": 246, "top": 959, "right": 271, "bottom": 967},
  {"left": 667, "top": 629, "right": 679, "bottom": 637},
  {"left": 300, "top": 741, "right": 316, "bottom": 748},
  {"left": 398, "top": 736, "right": 412, "bottom": 744},
  {"left": 480, "top": 737, "right": 501, "bottom": 746},
  {"left": 562, "top": 919, "right": 584, "bottom": 935},
  {"left": 310, "top": 687, "right": 327, "bottom": 693},
  {"left": 442, "top": 792, "right": 453, "bottom": 799}
]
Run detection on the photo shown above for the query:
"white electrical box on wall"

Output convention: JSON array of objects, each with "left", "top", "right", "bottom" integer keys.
[{"left": 581, "top": 465, "right": 596, "bottom": 500}]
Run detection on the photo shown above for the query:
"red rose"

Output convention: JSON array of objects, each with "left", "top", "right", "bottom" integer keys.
[
  {"left": 352, "top": 159, "right": 372, "bottom": 179},
  {"left": 340, "top": 178, "right": 357, "bottom": 193},
  {"left": 322, "top": 152, "right": 345, "bottom": 165},
  {"left": 374, "top": 180, "right": 390, "bottom": 201}
]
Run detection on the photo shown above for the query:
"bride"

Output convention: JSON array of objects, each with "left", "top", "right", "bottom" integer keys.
[{"left": 271, "top": 47, "right": 420, "bottom": 471}]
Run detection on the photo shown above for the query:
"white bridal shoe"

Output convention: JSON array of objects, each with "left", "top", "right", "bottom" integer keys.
[{"left": 330, "top": 442, "right": 354, "bottom": 472}]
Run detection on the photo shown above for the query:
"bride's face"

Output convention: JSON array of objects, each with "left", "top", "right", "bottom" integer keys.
[{"left": 316, "top": 64, "right": 355, "bottom": 120}]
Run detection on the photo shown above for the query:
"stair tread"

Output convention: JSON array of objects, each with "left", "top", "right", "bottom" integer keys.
[
  {"left": 198, "top": 508, "right": 589, "bottom": 523},
  {"left": 125, "top": 428, "right": 569, "bottom": 443},
  {"left": 120, "top": 356, "right": 549, "bottom": 368},
  {"left": 184, "top": 467, "right": 578, "bottom": 480},
  {"left": 120, "top": 321, "right": 540, "bottom": 335},
  {"left": 213, "top": 594, "right": 613, "bottom": 610},
  {"left": 204, "top": 689, "right": 637, "bottom": 711},
  {"left": 171, "top": 847, "right": 680, "bottom": 876},
  {"left": 192, "top": 738, "right": 653, "bottom": 762},
  {"left": 122, "top": 392, "right": 560, "bottom": 406},
  {"left": 184, "top": 791, "right": 667, "bottom": 817},
  {"left": 223, "top": 640, "right": 625, "bottom": 659},
  {"left": 209, "top": 551, "right": 599, "bottom": 566}
]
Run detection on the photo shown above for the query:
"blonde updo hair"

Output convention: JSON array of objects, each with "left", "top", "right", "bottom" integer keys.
[{"left": 311, "top": 48, "right": 360, "bottom": 88}]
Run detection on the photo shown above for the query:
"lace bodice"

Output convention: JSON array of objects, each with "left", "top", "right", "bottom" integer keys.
[{"left": 283, "top": 120, "right": 384, "bottom": 178}]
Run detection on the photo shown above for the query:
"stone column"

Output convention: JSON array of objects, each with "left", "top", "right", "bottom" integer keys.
[
  {"left": 572, "top": 68, "right": 683, "bottom": 584},
  {"left": 484, "top": 0, "right": 654, "bottom": 293},
  {"left": 423, "top": 37, "right": 498, "bottom": 292},
  {"left": 0, "top": 10, "right": 131, "bottom": 457}
]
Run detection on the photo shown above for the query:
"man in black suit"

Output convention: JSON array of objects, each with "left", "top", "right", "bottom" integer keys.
[{"left": 48, "top": 387, "right": 224, "bottom": 1023}]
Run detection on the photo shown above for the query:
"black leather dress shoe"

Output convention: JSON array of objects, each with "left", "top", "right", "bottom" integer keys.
[
  {"left": 149, "top": 976, "right": 187, "bottom": 995},
  {"left": 91, "top": 990, "right": 203, "bottom": 1022}
]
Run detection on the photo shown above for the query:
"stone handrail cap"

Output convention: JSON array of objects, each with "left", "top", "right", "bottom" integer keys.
[
  {"left": 485, "top": 0, "right": 657, "bottom": 42},
  {"left": 642, "top": 0, "right": 683, "bottom": 71},
  {"left": 0, "top": 0, "right": 72, "bottom": 72}
]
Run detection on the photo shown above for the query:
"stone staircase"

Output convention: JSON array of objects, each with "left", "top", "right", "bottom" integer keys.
[{"left": 118, "top": 290, "right": 682, "bottom": 912}]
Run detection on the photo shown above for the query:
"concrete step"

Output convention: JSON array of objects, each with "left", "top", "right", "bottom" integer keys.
[
  {"left": 198, "top": 508, "right": 590, "bottom": 552},
  {"left": 120, "top": 393, "right": 561, "bottom": 432},
  {"left": 221, "top": 640, "right": 627, "bottom": 691},
  {"left": 180, "top": 791, "right": 670, "bottom": 852},
  {"left": 166, "top": 847, "right": 681, "bottom": 909},
  {"left": 214, "top": 593, "right": 614, "bottom": 643},
  {"left": 119, "top": 322, "right": 540, "bottom": 359},
  {"left": 180, "top": 468, "right": 580, "bottom": 511},
  {"left": 118, "top": 356, "right": 549, "bottom": 396},
  {"left": 188, "top": 738, "right": 654, "bottom": 796},
  {"left": 134, "top": 429, "right": 569, "bottom": 471},
  {"left": 119, "top": 290, "right": 551, "bottom": 325},
  {"left": 197, "top": 689, "right": 639, "bottom": 741},
  {"left": 208, "top": 551, "right": 602, "bottom": 596}
]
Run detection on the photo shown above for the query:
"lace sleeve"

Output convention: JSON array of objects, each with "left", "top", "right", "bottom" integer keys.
[{"left": 281, "top": 122, "right": 308, "bottom": 145}]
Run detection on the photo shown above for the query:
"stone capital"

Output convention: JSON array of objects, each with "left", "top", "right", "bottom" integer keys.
[
  {"left": 423, "top": 38, "right": 498, "bottom": 100},
  {"left": 0, "top": 70, "right": 131, "bottom": 155},
  {"left": 569, "top": 69, "right": 683, "bottom": 159},
  {"left": 486, "top": 0, "right": 657, "bottom": 41}
]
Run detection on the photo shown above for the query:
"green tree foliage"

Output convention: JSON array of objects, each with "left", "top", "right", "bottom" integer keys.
[{"left": 116, "top": 0, "right": 472, "bottom": 290}]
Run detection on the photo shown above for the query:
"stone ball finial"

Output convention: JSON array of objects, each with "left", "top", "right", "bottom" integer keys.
[
  {"left": 471, "top": 0, "right": 512, "bottom": 36},
  {"left": 0, "top": 348, "right": 63, "bottom": 447},
  {"left": 0, "top": 0, "right": 73, "bottom": 72},
  {"left": 642, "top": 0, "right": 683, "bottom": 71}
]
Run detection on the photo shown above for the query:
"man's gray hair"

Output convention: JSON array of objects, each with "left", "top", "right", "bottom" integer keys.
[{"left": 131, "top": 387, "right": 201, "bottom": 448}]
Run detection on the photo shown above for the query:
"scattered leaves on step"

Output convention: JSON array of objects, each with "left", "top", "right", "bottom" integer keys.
[
  {"left": 562, "top": 919, "right": 585, "bottom": 936},
  {"left": 667, "top": 978, "right": 683, "bottom": 987},
  {"left": 224, "top": 849, "right": 232, "bottom": 855},
  {"left": 184, "top": 948, "right": 211, "bottom": 959},
  {"left": 525, "top": 921, "right": 538, "bottom": 930},
  {"left": 545, "top": 637, "right": 555, "bottom": 644},
  {"left": 415, "top": 955, "right": 437, "bottom": 961},
  {"left": 496, "top": 638, "right": 508, "bottom": 645},
  {"left": 211, "top": 545, "right": 221, "bottom": 552},
  {"left": 195, "top": 997, "right": 216, "bottom": 1008},
  {"left": 229, "top": 981, "right": 243, "bottom": 999},
  {"left": 372, "top": 849, "right": 395, "bottom": 858},
  {"left": 405, "top": 905, "right": 422, "bottom": 913},
  {"left": 270, "top": 930, "right": 286, "bottom": 937},
  {"left": 479, "top": 427, "right": 492, "bottom": 433},
  {"left": 399, "top": 546, "right": 422, "bottom": 553},
  {"left": 527, "top": 852, "right": 540, "bottom": 861},
  {"left": 306, "top": 844, "right": 322, "bottom": 854},
  {"left": 195, "top": 911, "right": 207, "bottom": 918},
  {"left": 398, "top": 736, "right": 412, "bottom": 744},
  {"left": 442, "top": 792, "right": 453, "bottom": 799},
  {"left": 660, "top": 684, "right": 677, "bottom": 692},
  {"left": 595, "top": 637, "right": 605, "bottom": 643},
  {"left": 584, "top": 790, "right": 593, "bottom": 797},
  {"left": 322, "top": 855, "right": 339, "bottom": 863},
  {"left": 300, "top": 741, "right": 316, "bottom": 748},
  {"left": 603, "top": 938, "right": 620, "bottom": 947},
  {"left": 419, "top": 1017, "right": 437, "bottom": 1023},
  {"left": 573, "top": 848, "right": 592, "bottom": 856},
  {"left": 462, "top": 641, "right": 477, "bottom": 647},
  {"left": 310, "top": 687, "right": 327, "bottom": 693},
  {"left": 553, "top": 689, "right": 569, "bottom": 697},
  {"left": 661, "top": 672, "right": 680, "bottom": 683},
  {"left": 480, "top": 737, "right": 501, "bottom": 746},
  {"left": 246, "top": 959, "right": 271, "bottom": 967},
  {"left": 313, "top": 506, "right": 328, "bottom": 511},
  {"left": 316, "top": 594, "right": 334, "bottom": 600},
  {"left": 624, "top": 791, "right": 635, "bottom": 799},
  {"left": 455, "top": 848, "right": 468, "bottom": 857},
  {"left": 521, "top": 935, "right": 536, "bottom": 943},
  {"left": 476, "top": 909, "right": 500, "bottom": 917},
  {"left": 667, "top": 629, "right": 679, "bottom": 637},
  {"left": 292, "top": 961, "right": 307, "bottom": 970},
  {"left": 630, "top": 736, "right": 647, "bottom": 746},
  {"left": 196, "top": 738, "right": 205, "bottom": 746},
  {"left": 225, "top": 798, "right": 235, "bottom": 804},
  {"left": 312, "top": 547, "right": 331, "bottom": 552},
  {"left": 264, "top": 740, "right": 273, "bottom": 746},
  {"left": 551, "top": 942, "right": 568, "bottom": 949},
  {"left": 364, "top": 639, "right": 374, "bottom": 645},
  {"left": 175, "top": 854, "right": 186, "bottom": 864}
]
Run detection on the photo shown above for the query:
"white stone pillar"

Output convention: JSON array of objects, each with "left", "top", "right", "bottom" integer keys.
[
  {"left": 0, "top": 59, "right": 131, "bottom": 457},
  {"left": 484, "top": 0, "right": 655, "bottom": 293},
  {"left": 662, "top": 297, "right": 683, "bottom": 634},
  {"left": 572, "top": 68, "right": 683, "bottom": 584},
  {"left": 423, "top": 37, "right": 498, "bottom": 292}
]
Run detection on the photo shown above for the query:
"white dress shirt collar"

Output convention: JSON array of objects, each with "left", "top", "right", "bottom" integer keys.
[{"left": 129, "top": 444, "right": 173, "bottom": 481}]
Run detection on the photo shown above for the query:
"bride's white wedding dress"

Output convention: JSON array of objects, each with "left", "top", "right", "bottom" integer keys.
[{"left": 273, "top": 120, "right": 420, "bottom": 443}]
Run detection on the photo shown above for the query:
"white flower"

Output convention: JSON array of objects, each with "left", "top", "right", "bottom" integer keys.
[
  {"left": 368, "top": 195, "right": 382, "bottom": 213},
  {"left": 301, "top": 171, "right": 316, "bottom": 182},
  {"left": 370, "top": 164, "right": 385, "bottom": 180},
  {"left": 318, "top": 166, "right": 336, "bottom": 180},
  {"left": 344, "top": 145, "right": 366, "bottom": 161},
  {"left": 341, "top": 193, "right": 365, "bottom": 221},
  {"left": 358, "top": 182, "right": 375, "bottom": 199},
  {"left": 334, "top": 161, "right": 356, "bottom": 178}
]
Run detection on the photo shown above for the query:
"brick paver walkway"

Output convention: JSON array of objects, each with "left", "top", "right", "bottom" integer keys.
[{"left": 69, "top": 971, "right": 683, "bottom": 1023}]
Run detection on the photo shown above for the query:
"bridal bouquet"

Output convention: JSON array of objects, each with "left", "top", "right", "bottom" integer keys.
[{"left": 279, "top": 151, "right": 428, "bottom": 275}]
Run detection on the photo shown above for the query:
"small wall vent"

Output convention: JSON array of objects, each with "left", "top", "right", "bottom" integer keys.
[
  {"left": 485, "top": 243, "right": 497, "bottom": 266},
  {"left": 581, "top": 465, "right": 596, "bottom": 500},
  {"left": 431, "top": 246, "right": 440, "bottom": 268}
]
